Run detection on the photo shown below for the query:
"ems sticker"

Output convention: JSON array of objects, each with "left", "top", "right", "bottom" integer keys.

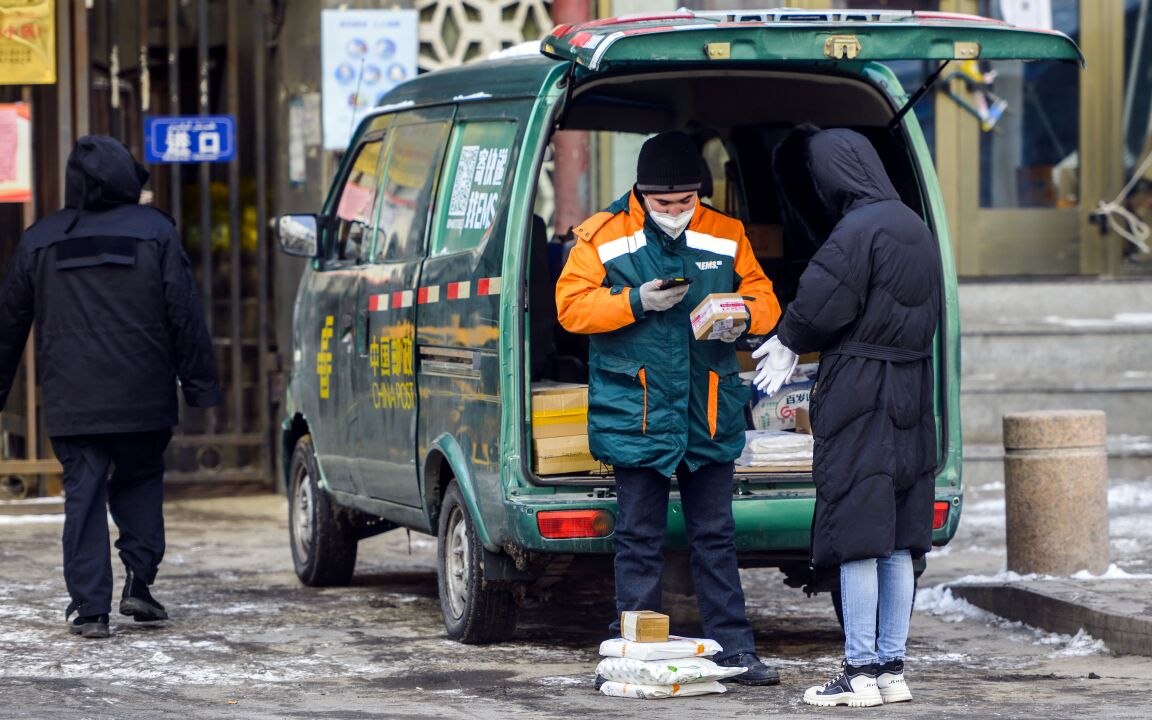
[
  {"left": 696, "top": 260, "right": 722, "bottom": 271},
  {"left": 447, "top": 144, "right": 509, "bottom": 232}
]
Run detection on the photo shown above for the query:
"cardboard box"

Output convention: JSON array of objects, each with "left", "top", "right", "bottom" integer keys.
[
  {"left": 532, "top": 382, "right": 589, "bottom": 438},
  {"left": 621, "top": 610, "right": 670, "bottom": 643},
  {"left": 746, "top": 224, "right": 783, "bottom": 258},
  {"left": 751, "top": 379, "right": 812, "bottom": 431},
  {"left": 531, "top": 382, "right": 588, "bottom": 414},
  {"left": 532, "top": 434, "right": 607, "bottom": 475},
  {"left": 690, "top": 293, "right": 750, "bottom": 341},
  {"left": 533, "top": 434, "right": 591, "bottom": 459}
]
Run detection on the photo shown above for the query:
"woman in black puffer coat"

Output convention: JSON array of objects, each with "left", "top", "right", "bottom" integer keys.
[{"left": 769, "top": 126, "right": 942, "bottom": 708}]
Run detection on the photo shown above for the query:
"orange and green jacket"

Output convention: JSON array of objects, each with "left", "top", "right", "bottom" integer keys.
[{"left": 556, "top": 190, "right": 781, "bottom": 476}]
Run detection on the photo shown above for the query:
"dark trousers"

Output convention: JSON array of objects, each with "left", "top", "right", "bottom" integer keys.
[
  {"left": 50, "top": 429, "right": 172, "bottom": 618},
  {"left": 610, "top": 461, "right": 755, "bottom": 659}
]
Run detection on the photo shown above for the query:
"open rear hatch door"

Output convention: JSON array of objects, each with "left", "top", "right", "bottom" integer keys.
[{"left": 542, "top": 8, "right": 1083, "bottom": 74}]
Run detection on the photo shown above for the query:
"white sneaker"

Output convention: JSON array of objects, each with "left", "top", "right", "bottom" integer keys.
[
  {"left": 876, "top": 659, "right": 912, "bottom": 703},
  {"left": 802, "top": 662, "right": 883, "bottom": 708}
]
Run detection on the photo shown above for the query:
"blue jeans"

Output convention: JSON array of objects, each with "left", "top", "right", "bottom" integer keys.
[
  {"left": 609, "top": 461, "right": 755, "bottom": 659},
  {"left": 840, "top": 549, "right": 914, "bottom": 666}
]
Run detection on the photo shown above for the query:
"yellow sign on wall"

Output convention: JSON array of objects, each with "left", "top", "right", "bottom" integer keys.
[{"left": 0, "top": 0, "right": 56, "bottom": 85}]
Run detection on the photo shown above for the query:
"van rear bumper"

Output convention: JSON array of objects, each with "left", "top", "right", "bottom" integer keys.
[
  {"left": 501, "top": 492, "right": 961, "bottom": 554},
  {"left": 504, "top": 494, "right": 817, "bottom": 554}
]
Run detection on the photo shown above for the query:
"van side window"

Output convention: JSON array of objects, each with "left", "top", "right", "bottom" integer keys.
[
  {"left": 433, "top": 120, "right": 519, "bottom": 255},
  {"left": 373, "top": 121, "right": 452, "bottom": 263},
  {"left": 331, "top": 136, "right": 386, "bottom": 264}
]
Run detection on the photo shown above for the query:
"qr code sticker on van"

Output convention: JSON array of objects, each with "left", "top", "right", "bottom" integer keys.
[{"left": 450, "top": 145, "right": 479, "bottom": 217}]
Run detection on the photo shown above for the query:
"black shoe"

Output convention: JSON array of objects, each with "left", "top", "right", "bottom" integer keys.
[
  {"left": 120, "top": 568, "right": 168, "bottom": 622},
  {"left": 68, "top": 614, "right": 110, "bottom": 639},
  {"left": 715, "top": 652, "right": 781, "bottom": 686}
]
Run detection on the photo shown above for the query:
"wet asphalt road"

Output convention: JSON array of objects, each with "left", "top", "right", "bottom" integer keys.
[{"left": 2, "top": 482, "right": 1151, "bottom": 720}]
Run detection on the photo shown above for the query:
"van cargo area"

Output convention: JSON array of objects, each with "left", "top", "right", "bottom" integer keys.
[{"left": 527, "top": 67, "right": 932, "bottom": 487}]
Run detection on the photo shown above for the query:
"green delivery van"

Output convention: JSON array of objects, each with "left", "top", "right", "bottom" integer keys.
[{"left": 276, "top": 8, "right": 1082, "bottom": 643}]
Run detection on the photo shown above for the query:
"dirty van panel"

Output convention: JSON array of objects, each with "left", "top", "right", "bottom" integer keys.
[
  {"left": 297, "top": 130, "right": 391, "bottom": 495},
  {"left": 351, "top": 107, "right": 455, "bottom": 508},
  {"left": 417, "top": 104, "right": 527, "bottom": 519}
]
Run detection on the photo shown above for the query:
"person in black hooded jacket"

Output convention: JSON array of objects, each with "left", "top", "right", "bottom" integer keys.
[
  {"left": 753, "top": 126, "right": 941, "bottom": 707},
  {"left": 0, "top": 135, "right": 222, "bottom": 638}
]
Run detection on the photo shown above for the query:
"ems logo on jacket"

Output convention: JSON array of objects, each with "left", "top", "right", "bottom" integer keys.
[{"left": 696, "top": 260, "right": 722, "bottom": 271}]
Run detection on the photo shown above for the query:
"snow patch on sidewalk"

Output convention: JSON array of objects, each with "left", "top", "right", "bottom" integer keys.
[{"left": 916, "top": 581, "right": 1112, "bottom": 657}]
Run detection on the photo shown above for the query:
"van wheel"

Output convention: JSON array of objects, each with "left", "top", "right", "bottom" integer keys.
[
  {"left": 437, "top": 482, "right": 518, "bottom": 643},
  {"left": 289, "top": 434, "right": 358, "bottom": 586}
]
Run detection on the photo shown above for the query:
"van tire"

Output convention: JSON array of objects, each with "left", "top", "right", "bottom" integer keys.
[
  {"left": 437, "top": 481, "right": 518, "bottom": 643},
  {"left": 288, "top": 434, "right": 358, "bottom": 586}
]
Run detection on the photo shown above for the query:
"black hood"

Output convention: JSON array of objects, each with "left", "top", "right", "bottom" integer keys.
[
  {"left": 772, "top": 125, "right": 898, "bottom": 248},
  {"left": 64, "top": 135, "right": 149, "bottom": 211},
  {"left": 807, "top": 128, "right": 899, "bottom": 218}
]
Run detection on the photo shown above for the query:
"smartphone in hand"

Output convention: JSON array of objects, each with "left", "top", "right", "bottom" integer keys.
[{"left": 659, "top": 277, "right": 693, "bottom": 288}]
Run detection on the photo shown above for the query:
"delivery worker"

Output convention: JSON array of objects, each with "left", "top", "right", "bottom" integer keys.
[
  {"left": 556, "top": 131, "right": 783, "bottom": 685},
  {"left": 0, "top": 135, "right": 222, "bottom": 638},
  {"left": 757, "top": 125, "right": 942, "bottom": 707}
]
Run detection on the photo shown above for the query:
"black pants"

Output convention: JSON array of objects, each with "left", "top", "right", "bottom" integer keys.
[
  {"left": 610, "top": 461, "right": 755, "bottom": 659},
  {"left": 50, "top": 429, "right": 172, "bottom": 618}
]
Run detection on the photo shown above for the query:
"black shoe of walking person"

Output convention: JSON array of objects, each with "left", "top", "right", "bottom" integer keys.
[
  {"left": 715, "top": 652, "right": 781, "bottom": 686},
  {"left": 69, "top": 614, "right": 110, "bottom": 639},
  {"left": 119, "top": 568, "right": 168, "bottom": 622}
]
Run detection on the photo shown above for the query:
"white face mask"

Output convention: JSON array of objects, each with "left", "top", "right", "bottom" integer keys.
[{"left": 647, "top": 204, "right": 695, "bottom": 239}]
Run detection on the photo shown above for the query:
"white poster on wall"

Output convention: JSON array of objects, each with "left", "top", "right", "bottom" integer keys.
[
  {"left": 998, "top": 0, "right": 1053, "bottom": 31},
  {"left": 0, "top": 103, "right": 32, "bottom": 203},
  {"left": 321, "top": 9, "right": 418, "bottom": 151}
]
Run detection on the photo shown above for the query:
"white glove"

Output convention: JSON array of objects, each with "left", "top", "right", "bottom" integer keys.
[
  {"left": 717, "top": 321, "right": 747, "bottom": 343},
  {"left": 638, "top": 279, "right": 690, "bottom": 313},
  {"left": 751, "top": 336, "right": 799, "bottom": 395}
]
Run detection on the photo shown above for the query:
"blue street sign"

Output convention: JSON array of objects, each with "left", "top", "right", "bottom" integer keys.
[{"left": 144, "top": 115, "right": 236, "bottom": 163}]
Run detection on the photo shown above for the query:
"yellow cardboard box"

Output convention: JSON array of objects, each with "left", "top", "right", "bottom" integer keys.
[
  {"left": 532, "top": 434, "right": 606, "bottom": 475},
  {"left": 621, "top": 610, "right": 670, "bottom": 642},
  {"left": 690, "top": 293, "right": 750, "bottom": 341},
  {"left": 531, "top": 382, "right": 590, "bottom": 439}
]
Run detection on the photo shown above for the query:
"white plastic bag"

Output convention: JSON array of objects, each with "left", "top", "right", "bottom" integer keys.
[
  {"left": 599, "top": 680, "right": 728, "bottom": 699},
  {"left": 598, "top": 635, "right": 723, "bottom": 661},
  {"left": 596, "top": 656, "right": 746, "bottom": 685}
]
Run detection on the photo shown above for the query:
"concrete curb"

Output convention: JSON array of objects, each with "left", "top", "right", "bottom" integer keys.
[{"left": 948, "top": 579, "right": 1152, "bottom": 657}]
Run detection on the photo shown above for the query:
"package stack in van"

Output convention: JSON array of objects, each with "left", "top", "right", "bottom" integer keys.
[
  {"left": 736, "top": 429, "right": 814, "bottom": 471},
  {"left": 595, "top": 611, "right": 746, "bottom": 698},
  {"left": 530, "top": 381, "right": 607, "bottom": 475}
]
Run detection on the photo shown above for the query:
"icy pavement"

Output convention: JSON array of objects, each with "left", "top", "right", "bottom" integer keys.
[{"left": 0, "top": 493, "right": 1150, "bottom": 718}]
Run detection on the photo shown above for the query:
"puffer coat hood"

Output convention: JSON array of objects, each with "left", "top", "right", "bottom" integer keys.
[{"left": 806, "top": 129, "right": 900, "bottom": 218}]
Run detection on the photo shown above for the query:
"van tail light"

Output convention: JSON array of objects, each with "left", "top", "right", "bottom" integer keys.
[
  {"left": 932, "top": 501, "right": 950, "bottom": 530},
  {"left": 537, "top": 510, "right": 615, "bottom": 539}
]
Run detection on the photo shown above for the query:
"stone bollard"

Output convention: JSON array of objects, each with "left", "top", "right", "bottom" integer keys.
[{"left": 1003, "top": 410, "right": 1110, "bottom": 576}]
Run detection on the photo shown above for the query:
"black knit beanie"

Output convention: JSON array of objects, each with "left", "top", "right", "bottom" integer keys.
[{"left": 636, "top": 131, "right": 701, "bottom": 194}]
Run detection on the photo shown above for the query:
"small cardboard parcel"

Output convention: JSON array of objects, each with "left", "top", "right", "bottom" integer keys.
[{"left": 690, "top": 293, "right": 749, "bottom": 341}]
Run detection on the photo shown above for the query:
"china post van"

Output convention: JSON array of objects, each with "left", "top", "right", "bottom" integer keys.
[{"left": 277, "top": 9, "right": 1081, "bottom": 643}]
